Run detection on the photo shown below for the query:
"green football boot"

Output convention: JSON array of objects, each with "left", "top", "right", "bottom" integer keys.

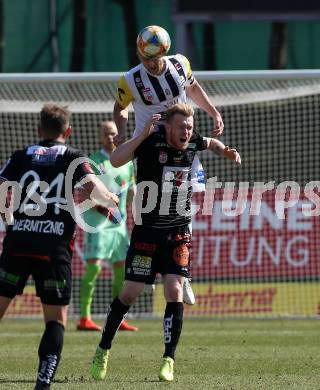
[
  {"left": 90, "top": 346, "right": 110, "bottom": 380},
  {"left": 159, "top": 356, "right": 174, "bottom": 382}
]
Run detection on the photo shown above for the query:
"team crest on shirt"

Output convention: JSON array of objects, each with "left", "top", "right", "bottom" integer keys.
[
  {"left": 142, "top": 87, "right": 153, "bottom": 102},
  {"left": 174, "top": 62, "right": 182, "bottom": 71},
  {"left": 159, "top": 150, "right": 168, "bottom": 163},
  {"left": 164, "top": 88, "right": 171, "bottom": 96}
]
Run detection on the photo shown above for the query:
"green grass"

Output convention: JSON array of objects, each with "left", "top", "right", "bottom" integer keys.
[{"left": 1, "top": 319, "right": 320, "bottom": 389}]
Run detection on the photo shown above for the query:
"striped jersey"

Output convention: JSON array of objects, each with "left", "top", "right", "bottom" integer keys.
[{"left": 115, "top": 54, "right": 195, "bottom": 136}]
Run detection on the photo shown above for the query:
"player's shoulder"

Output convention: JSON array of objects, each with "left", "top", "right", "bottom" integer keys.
[
  {"left": 137, "top": 129, "right": 161, "bottom": 152},
  {"left": 190, "top": 130, "right": 202, "bottom": 141},
  {"left": 64, "top": 144, "right": 87, "bottom": 159},
  {"left": 124, "top": 63, "right": 144, "bottom": 79},
  {"left": 168, "top": 53, "right": 190, "bottom": 65},
  {"left": 10, "top": 148, "right": 26, "bottom": 159}
]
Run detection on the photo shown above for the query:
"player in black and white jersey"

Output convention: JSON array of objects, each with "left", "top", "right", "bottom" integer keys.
[
  {"left": 90, "top": 104, "right": 240, "bottom": 382},
  {"left": 0, "top": 103, "right": 119, "bottom": 390},
  {"left": 114, "top": 25, "right": 224, "bottom": 305}
]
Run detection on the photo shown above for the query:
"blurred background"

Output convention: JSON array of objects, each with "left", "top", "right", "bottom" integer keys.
[{"left": 1, "top": 0, "right": 320, "bottom": 73}]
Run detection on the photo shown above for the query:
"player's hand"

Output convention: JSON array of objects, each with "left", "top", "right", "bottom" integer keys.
[
  {"left": 223, "top": 146, "right": 241, "bottom": 165},
  {"left": 106, "top": 191, "right": 120, "bottom": 207},
  {"left": 212, "top": 112, "right": 224, "bottom": 136},
  {"left": 95, "top": 204, "right": 122, "bottom": 223},
  {"left": 94, "top": 192, "right": 121, "bottom": 222},
  {"left": 142, "top": 114, "right": 161, "bottom": 138}
]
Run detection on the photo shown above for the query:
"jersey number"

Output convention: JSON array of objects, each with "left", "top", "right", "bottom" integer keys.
[{"left": 19, "top": 170, "right": 66, "bottom": 215}]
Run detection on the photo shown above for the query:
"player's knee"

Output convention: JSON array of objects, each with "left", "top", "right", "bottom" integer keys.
[
  {"left": 118, "top": 293, "right": 136, "bottom": 306},
  {"left": 118, "top": 287, "right": 140, "bottom": 305},
  {"left": 165, "top": 285, "right": 183, "bottom": 302}
]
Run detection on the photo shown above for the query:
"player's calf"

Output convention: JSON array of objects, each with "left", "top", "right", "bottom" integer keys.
[{"left": 35, "top": 321, "right": 64, "bottom": 389}]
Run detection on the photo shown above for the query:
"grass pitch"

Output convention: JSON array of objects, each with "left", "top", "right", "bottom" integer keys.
[{"left": 0, "top": 319, "right": 320, "bottom": 389}]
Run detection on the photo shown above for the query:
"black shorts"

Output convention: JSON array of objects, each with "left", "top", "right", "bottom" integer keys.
[
  {"left": 125, "top": 224, "right": 191, "bottom": 284},
  {"left": 0, "top": 249, "right": 72, "bottom": 305}
]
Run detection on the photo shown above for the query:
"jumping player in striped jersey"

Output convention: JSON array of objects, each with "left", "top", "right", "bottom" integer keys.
[{"left": 113, "top": 25, "right": 224, "bottom": 305}]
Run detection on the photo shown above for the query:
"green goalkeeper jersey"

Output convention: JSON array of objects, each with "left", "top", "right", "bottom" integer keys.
[{"left": 84, "top": 148, "right": 135, "bottom": 231}]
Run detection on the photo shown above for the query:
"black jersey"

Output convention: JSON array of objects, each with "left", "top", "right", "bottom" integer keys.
[
  {"left": 134, "top": 129, "right": 207, "bottom": 228},
  {"left": 0, "top": 140, "right": 94, "bottom": 258}
]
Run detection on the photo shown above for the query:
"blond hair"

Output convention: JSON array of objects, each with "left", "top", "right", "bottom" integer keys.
[{"left": 165, "top": 103, "right": 194, "bottom": 123}]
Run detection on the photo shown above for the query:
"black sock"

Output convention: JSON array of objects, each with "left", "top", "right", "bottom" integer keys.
[
  {"left": 163, "top": 302, "right": 184, "bottom": 360},
  {"left": 99, "top": 297, "right": 130, "bottom": 350},
  {"left": 36, "top": 321, "right": 65, "bottom": 387}
]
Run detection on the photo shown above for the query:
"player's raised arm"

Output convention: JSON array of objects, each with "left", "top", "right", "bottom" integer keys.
[
  {"left": 113, "top": 75, "right": 134, "bottom": 144},
  {"left": 80, "top": 174, "right": 119, "bottom": 210},
  {"left": 0, "top": 177, "right": 13, "bottom": 227},
  {"left": 111, "top": 113, "right": 161, "bottom": 167},
  {"left": 206, "top": 137, "right": 241, "bottom": 165},
  {"left": 187, "top": 80, "right": 224, "bottom": 136},
  {"left": 113, "top": 101, "right": 129, "bottom": 144}
]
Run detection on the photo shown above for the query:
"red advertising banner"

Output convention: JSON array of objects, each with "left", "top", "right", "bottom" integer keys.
[{"left": 190, "top": 189, "right": 320, "bottom": 280}]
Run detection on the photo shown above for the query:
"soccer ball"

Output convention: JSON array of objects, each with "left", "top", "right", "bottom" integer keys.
[{"left": 137, "top": 25, "right": 171, "bottom": 59}]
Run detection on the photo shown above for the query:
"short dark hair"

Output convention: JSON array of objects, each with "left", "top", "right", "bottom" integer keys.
[
  {"left": 165, "top": 103, "right": 194, "bottom": 123},
  {"left": 40, "top": 102, "right": 71, "bottom": 137}
]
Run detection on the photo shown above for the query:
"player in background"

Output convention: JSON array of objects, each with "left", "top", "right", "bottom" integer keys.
[
  {"left": 0, "top": 103, "right": 118, "bottom": 390},
  {"left": 90, "top": 104, "right": 240, "bottom": 382},
  {"left": 113, "top": 25, "right": 224, "bottom": 305},
  {"left": 77, "top": 121, "right": 138, "bottom": 332}
]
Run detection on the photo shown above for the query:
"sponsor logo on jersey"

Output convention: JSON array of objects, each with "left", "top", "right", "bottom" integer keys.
[
  {"left": 28, "top": 145, "right": 67, "bottom": 164},
  {"left": 159, "top": 150, "right": 168, "bottom": 163},
  {"left": 142, "top": 87, "right": 153, "bottom": 102},
  {"left": 135, "top": 76, "right": 144, "bottom": 88},
  {"left": 162, "top": 166, "right": 190, "bottom": 192},
  {"left": 179, "top": 75, "right": 185, "bottom": 85},
  {"left": 174, "top": 62, "right": 182, "bottom": 71}
]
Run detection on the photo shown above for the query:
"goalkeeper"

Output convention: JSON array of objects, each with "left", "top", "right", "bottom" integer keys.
[{"left": 77, "top": 121, "right": 138, "bottom": 332}]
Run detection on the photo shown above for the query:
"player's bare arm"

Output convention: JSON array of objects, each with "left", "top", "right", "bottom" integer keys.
[
  {"left": 113, "top": 101, "right": 129, "bottom": 144},
  {"left": 81, "top": 174, "right": 119, "bottom": 209},
  {"left": 111, "top": 114, "right": 161, "bottom": 167},
  {"left": 0, "top": 177, "right": 13, "bottom": 227},
  {"left": 186, "top": 80, "right": 224, "bottom": 136},
  {"left": 206, "top": 137, "right": 241, "bottom": 165}
]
